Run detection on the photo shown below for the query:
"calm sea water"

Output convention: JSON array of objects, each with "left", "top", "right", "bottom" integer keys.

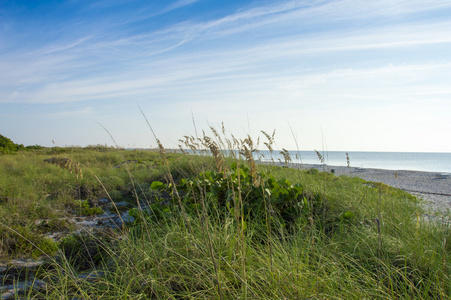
[{"left": 257, "top": 151, "right": 451, "bottom": 173}]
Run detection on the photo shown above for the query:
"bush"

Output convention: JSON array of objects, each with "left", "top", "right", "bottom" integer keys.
[
  {"left": 75, "top": 200, "right": 103, "bottom": 216},
  {"left": 138, "top": 163, "right": 326, "bottom": 233},
  {"left": 26, "top": 145, "right": 44, "bottom": 150},
  {"left": 0, "top": 134, "right": 32, "bottom": 154},
  {"left": 1, "top": 225, "right": 58, "bottom": 259},
  {"left": 0, "top": 134, "right": 20, "bottom": 154}
]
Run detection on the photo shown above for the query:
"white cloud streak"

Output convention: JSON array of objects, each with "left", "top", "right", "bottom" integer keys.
[{"left": 1, "top": 0, "right": 451, "bottom": 151}]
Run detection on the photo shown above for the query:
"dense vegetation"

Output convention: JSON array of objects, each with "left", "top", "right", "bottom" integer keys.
[
  {"left": 0, "top": 131, "right": 450, "bottom": 299},
  {"left": 0, "top": 134, "right": 42, "bottom": 154},
  {"left": 0, "top": 134, "right": 22, "bottom": 154}
]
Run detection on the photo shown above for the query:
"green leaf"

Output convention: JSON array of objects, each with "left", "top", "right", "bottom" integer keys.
[
  {"left": 151, "top": 181, "right": 166, "bottom": 190},
  {"left": 241, "top": 221, "right": 247, "bottom": 231},
  {"left": 342, "top": 211, "right": 355, "bottom": 220}
]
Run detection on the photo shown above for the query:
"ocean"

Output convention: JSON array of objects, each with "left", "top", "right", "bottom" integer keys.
[{"left": 256, "top": 150, "right": 451, "bottom": 173}]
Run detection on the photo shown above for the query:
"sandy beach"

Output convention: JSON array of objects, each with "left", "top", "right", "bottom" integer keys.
[{"left": 281, "top": 163, "right": 451, "bottom": 216}]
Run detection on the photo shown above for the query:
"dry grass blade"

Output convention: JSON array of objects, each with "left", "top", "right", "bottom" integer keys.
[
  {"left": 288, "top": 121, "right": 303, "bottom": 168},
  {"left": 346, "top": 152, "right": 351, "bottom": 168}
]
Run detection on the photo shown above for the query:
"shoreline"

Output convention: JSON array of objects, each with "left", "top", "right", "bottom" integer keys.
[{"left": 267, "top": 162, "right": 451, "bottom": 215}]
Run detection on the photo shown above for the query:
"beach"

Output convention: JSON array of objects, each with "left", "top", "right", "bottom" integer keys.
[{"left": 287, "top": 163, "right": 451, "bottom": 216}]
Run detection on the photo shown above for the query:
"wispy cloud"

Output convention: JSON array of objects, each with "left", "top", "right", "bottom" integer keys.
[
  {"left": 50, "top": 107, "right": 95, "bottom": 118},
  {"left": 3, "top": 14, "right": 450, "bottom": 105},
  {"left": 1, "top": 0, "right": 451, "bottom": 150},
  {"left": 34, "top": 36, "right": 95, "bottom": 56},
  {"left": 162, "top": 0, "right": 199, "bottom": 13}
]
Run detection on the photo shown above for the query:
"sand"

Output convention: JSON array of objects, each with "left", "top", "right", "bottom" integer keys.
[{"left": 275, "top": 162, "right": 451, "bottom": 216}]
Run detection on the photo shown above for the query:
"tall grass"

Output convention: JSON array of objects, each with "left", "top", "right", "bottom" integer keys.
[{"left": 1, "top": 127, "right": 450, "bottom": 299}]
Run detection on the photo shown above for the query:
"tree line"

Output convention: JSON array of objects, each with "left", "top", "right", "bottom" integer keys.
[{"left": 0, "top": 134, "right": 42, "bottom": 154}]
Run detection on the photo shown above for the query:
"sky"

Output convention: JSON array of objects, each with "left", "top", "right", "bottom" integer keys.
[{"left": 1, "top": 0, "right": 450, "bottom": 152}]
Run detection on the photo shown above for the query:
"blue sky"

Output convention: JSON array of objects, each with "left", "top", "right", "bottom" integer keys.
[{"left": 1, "top": 0, "right": 450, "bottom": 152}]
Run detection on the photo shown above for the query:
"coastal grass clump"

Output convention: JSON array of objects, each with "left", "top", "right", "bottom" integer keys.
[
  {"left": 0, "top": 147, "right": 172, "bottom": 259},
  {"left": 0, "top": 128, "right": 450, "bottom": 299}
]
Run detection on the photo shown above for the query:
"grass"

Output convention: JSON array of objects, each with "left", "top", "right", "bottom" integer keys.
[{"left": 0, "top": 131, "right": 450, "bottom": 299}]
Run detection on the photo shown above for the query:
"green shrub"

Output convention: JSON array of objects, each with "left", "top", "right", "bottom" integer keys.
[
  {"left": 0, "top": 134, "right": 24, "bottom": 154},
  {"left": 75, "top": 200, "right": 103, "bottom": 216},
  {"left": 133, "top": 163, "right": 327, "bottom": 234},
  {"left": 1, "top": 225, "right": 58, "bottom": 259},
  {"left": 25, "top": 144, "right": 44, "bottom": 150},
  {"left": 306, "top": 168, "right": 319, "bottom": 175}
]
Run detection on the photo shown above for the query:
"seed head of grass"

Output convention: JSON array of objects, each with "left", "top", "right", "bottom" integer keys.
[
  {"left": 261, "top": 130, "right": 276, "bottom": 154},
  {"left": 314, "top": 149, "right": 324, "bottom": 164},
  {"left": 280, "top": 148, "right": 291, "bottom": 167},
  {"left": 202, "top": 135, "right": 225, "bottom": 172}
]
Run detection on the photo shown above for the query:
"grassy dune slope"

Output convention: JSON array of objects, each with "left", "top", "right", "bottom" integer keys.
[{"left": 0, "top": 141, "right": 449, "bottom": 299}]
